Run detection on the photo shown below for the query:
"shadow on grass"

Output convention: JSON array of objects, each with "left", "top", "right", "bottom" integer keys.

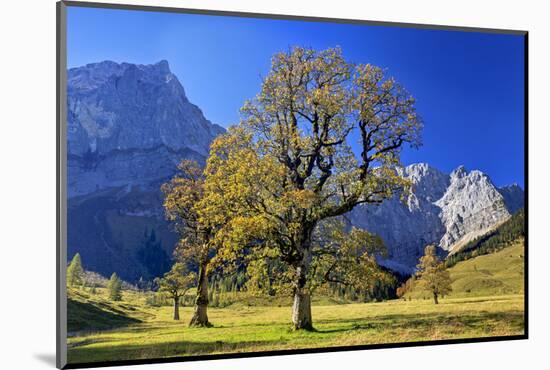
[
  {"left": 68, "top": 298, "right": 142, "bottom": 333},
  {"left": 314, "top": 311, "right": 524, "bottom": 334},
  {"left": 67, "top": 302, "right": 525, "bottom": 363},
  {"left": 67, "top": 339, "right": 286, "bottom": 364}
]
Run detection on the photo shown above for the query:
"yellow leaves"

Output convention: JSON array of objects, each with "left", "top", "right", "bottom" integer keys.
[
  {"left": 156, "top": 262, "right": 196, "bottom": 297},
  {"left": 416, "top": 244, "right": 453, "bottom": 296},
  {"left": 176, "top": 160, "right": 203, "bottom": 180},
  {"left": 162, "top": 47, "right": 424, "bottom": 299},
  {"left": 229, "top": 215, "right": 270, "bottom": 243},
  {"left": 161, "top": 160, "right": 205, "bottom": 232},
  {"left": 353, "top": 62, "right": 422, "bottom": 156},
  {"left": 241, "top": 47, "right": 355, "bottom": 165},
  {"left": 281, "top": 189, "right": 317, "bottom": 209}
]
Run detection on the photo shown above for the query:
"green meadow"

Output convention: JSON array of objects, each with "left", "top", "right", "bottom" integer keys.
[{"left": 67, "top": 240, "right": 525, "bottom": 365}]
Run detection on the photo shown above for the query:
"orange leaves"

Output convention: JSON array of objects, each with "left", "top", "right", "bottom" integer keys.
[{"left": 415, "top": 245, "right": 453, "bottom": 297}]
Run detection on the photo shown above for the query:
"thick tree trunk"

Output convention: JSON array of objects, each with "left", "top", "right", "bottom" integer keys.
[
  {"left": 292, "top": 248, "right": 313, "bottom": 331},
  {"left": 189, "top": 262, "right": 211, "bottom": 327},
  {"left": 433, "top": 292, "right": 439, "bottom": 305},
  {"left": 173, "top": 297, "right": 180, "bottom": 320}
]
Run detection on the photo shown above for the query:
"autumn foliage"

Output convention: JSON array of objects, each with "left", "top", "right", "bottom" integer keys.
[{"left": 163, "top": 46, "right": 422, "bottom": 329}]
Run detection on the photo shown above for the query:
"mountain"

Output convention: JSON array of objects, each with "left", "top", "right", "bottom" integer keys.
[
  {"left": 445, "top": 208, "right": 525, "bottom": 268},
  {"left": 67, "top": 60, "right": 224, "bottom": 197},
  {"left": 498, "top": 184, "right": 525, "bottom": 214},
  {"left": 350, "top": 163, "right": 524, "bottom": 274},
  {"left": 66, "top": 60, "right": 524, "bottom": 282},
  {"left": 67, "top": 61, "right": 224, "bottom": 281}
]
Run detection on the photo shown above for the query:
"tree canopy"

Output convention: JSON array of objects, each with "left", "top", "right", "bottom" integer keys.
[
  {"left": 67, "top": 253, "right": 84, "bottom": 288},
  {"left": 197, "top": 46, "right": 422, "bottom": 330},
  {"left": 155, "top": 262, "right": 196, "bottom": 320},
  {"left": 416, "top": 245, "right": 452, "bottom": 304},
  {"left": 107, "top": 273, "right": 123, "bottom": 301}
]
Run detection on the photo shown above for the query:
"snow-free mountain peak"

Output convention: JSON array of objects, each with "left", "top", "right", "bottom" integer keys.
[
  {"left": 67, "top": 60, "right": 225, "bottom": 197},
  {"left": 351, "top": 164, "right": 523, "bottom": 274}
]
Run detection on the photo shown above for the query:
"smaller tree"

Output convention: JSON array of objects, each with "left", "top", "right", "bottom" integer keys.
[
  {"left": 396, "top": 284, "right": 406, "bottom": 299},
  {"left": 163, "top": 160, "right": 223, "bottom": 327},
  {"left": 107, "top": 273, "right": 123, "bottom": 301},
  {"left": 396, "top": 276, "right": 415, "bottom": 300},
  {"left": 416, "top": 245, "right": 452, "bottom": 304},
  {"left": 67, "top": 253, "right": 84, "bottom": 288},
  {"left": 155, "top": 263, "right": 196, "bottom": 320}
]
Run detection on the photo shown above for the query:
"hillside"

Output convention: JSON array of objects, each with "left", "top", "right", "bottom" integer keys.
[
  {"left": 446, "top": 208, "right": 524, "bottom": 266},
  {"left": 448, "top": 238, "right": 524, "bottom": 297},
  {"left": 405, "top": 238, "right": 524, "bottom": 299},
  {"left": 67, "top": 240, "right": 525, "bottom": 363},
  {"left": 67, "top": 291, "right": 524, "bottom": 363},
  {"left": 67, "top": 287, "right": 149, "bottom": 333}
]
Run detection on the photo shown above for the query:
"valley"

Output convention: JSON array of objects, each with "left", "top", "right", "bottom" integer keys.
[{"left": 66, "top": 239, "right": 525, "bottom": 364}]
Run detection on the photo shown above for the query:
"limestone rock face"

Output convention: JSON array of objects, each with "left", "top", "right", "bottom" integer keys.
[
  {"left": 67, "top": 60, "right": 224, "bottom": 197},
  {"left": 350, "top": 163, "right": 524, "bottom": 274},
  {"left": 435, "top": 166, "right": 510, "bottom": 252},
  {"left": 66, "top": 61, "right": 224, "bottom": 281}
]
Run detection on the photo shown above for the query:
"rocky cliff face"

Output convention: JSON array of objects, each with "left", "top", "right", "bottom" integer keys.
[
  {"left": 498, "top": 184, "right": 525, "bottom": 214},
  {"left": 67, "top": 61, "right": 224, "bottom": 281},
  {"left": 350, "top": 163, "right": 524, "bottom": 274},
  {"left": 67, "top": 60, "right": 224, "bottom": 197}
]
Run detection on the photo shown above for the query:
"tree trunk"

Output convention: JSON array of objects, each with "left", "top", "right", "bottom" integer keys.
[
  {"left": 433, "top": 292, "right": 439, "bottom": 305},
  {"left": 292, "top": 248, "right": 313, "bottom": 331},
  {"left": 173, "top": 297, "right": 180, "bottom": 320},
  {"left": 189, "top": 262, "right": 211, "bottom": 327}
]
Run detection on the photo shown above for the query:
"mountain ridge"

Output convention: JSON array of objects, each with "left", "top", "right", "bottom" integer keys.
[
  {"left": 350, "top": 162, "right": 523, "bottom": 274},
  {"left": 67, "top": 60, "right": 224, "bottom": 198},
  {"left": 66, "top": 60, "right": 524, "bottom": 281}
]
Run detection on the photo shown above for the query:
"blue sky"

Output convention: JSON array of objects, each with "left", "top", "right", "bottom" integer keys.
[{"left": 67, "top": 7, "right": 525, "bottom": 187}]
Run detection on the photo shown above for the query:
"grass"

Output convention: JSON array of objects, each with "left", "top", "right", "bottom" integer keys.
[
  {"left": 405, "top": 238, "right": 525, "bottom": 300},
  {"left": 448, "top": 238, "right": 524, "bottom": 297},
  {"left": 67, "top": 240, "right": 525, "bottom": 365}
]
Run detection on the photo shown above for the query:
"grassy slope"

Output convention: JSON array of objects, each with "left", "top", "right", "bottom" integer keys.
[
  {"left": 67, "top": 239, "right": 525, "bottom": 364},
  {"left": 67, "top": 288, "right": 153, "bottom": 332},
  {"left": 449, "top": 238, "right": 524, "bottom": 297},
  {"left": 406, "top": 238, "right": 525, "bottom": 300}
]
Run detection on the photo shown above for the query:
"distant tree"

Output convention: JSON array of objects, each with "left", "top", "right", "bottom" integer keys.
[
  {"left": 396, "top": 276, "right": 415, "bottom": 299},
  {"left": 155, "top": 263, "right": 196, "bottom": 320},
  {"left": 107, "top": 273, "right": 123, "bottom": 301},
  {"left": 396, "top": 285, "right": 405, "bottom": 299},
  {"left": 137, "top": 277, "right": 146, "bottom": 292},
  {"left": 67, "top": 253, "right": 84, "bottom": 287},
  {"left": 416, "top": 245, "right": 452, "bottom": 304}
]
